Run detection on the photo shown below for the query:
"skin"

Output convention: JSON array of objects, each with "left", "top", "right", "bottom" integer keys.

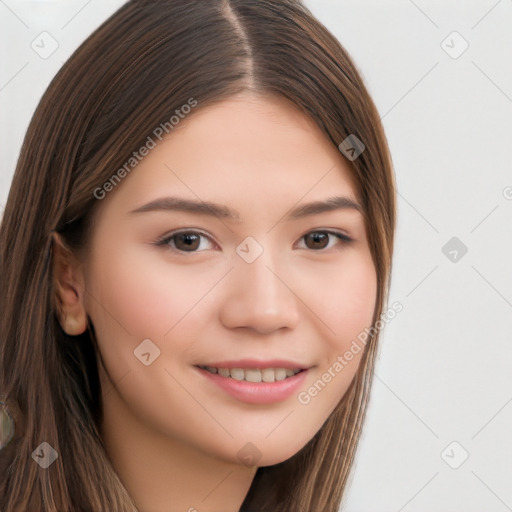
[{"left": 53, "top": 92, "right": 377, "bottom": 512}]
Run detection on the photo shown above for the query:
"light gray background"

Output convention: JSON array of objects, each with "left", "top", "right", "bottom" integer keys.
[{"left": 1, "top": 1, "right": 511, "bottom": 511}]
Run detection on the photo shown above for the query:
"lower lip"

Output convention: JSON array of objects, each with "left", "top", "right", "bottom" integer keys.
[{"left": 196, "top": 367, "right": 309, "bottom": 404}]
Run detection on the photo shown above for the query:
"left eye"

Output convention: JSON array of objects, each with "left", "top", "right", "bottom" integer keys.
[{"left": 297, "top": 231, "right": 352, "bottom": 250}]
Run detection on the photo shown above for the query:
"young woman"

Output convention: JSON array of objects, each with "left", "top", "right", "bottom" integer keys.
[{"left": 0, "top": 0, "right": 396, "bottom": 510}]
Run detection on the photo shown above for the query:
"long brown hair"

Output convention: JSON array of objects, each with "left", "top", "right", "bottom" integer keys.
[{"left": 0, "top": 0, "right": 396, "bottom": 510}]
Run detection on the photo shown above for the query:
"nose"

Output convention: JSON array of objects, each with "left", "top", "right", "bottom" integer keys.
[{"left": 218, "top": 247, "right": 300, "bottom": 335}]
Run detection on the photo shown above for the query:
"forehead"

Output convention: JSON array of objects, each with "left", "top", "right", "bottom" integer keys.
[{"left": 98, "top": 93, "right": 360, "bottom": 216}]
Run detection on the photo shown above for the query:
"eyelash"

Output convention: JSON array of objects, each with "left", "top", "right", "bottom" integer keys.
[{"left": 154, "top": 229, "right": 353, "bottom": 253}]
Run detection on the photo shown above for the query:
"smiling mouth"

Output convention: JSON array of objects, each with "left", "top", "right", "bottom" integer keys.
[{"left": 196, "top": 365, "right": 303, "bottom": 383}]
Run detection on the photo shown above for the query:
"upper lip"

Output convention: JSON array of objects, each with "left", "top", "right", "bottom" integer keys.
[{"left": 196, "top": 359, "right": 309, "bottom": 370}]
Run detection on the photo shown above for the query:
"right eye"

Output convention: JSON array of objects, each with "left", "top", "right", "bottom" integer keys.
[{"left": 155, "top": 230, "right": 217, "bottom": 253}]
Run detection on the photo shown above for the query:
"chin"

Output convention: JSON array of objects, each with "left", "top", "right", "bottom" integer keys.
[{"left": 239, "top": 437, "right": 312, "bottom": 468}]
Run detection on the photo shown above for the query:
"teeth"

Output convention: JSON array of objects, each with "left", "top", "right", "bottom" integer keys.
[
  {"left": 200, "top": 366, "right": 302, "bottom": 382},
  {"left": 275, "top": 368, "right": 287, "bottom": 381},
  {"left": 261, "top": 368, "right": 275, "bottom": 383},
  {"left": 218, "top": 368, "right": 230, "bottom": 377},
  {"left": 244, "top": 369, "right": 262, "bottom": 383},
  {"left": 230, "top": 368, "right": 245, "bottom": 381}
]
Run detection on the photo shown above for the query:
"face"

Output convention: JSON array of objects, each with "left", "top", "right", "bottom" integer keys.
[{"left": 80, "top": 92, "right": 376, "bottom": 467}]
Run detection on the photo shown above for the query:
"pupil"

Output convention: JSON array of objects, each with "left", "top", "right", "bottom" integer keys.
[
  {"left": 177, "top": 233, "right": 199, "bottom": 251},
  {"left": 306, "top": 232, "right": 328, "bottom": 249}
]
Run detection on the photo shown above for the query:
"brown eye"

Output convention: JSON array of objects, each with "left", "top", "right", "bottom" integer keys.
[
  {"left": 299, "top": 231, "right": 352, "bottom": 251},
  {"left": 174, "top": 233, "right": 201, "bottom": 251},
  {"left": 156, "top": 230, "right": 215, "bottom": 252},
  {"left": 304, "top": 231, "right": 330, "bottom": 249}
]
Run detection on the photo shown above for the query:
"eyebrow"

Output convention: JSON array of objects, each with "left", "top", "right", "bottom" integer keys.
[{"left": 129, "top": 195, "right": 363, "bottom": 221}]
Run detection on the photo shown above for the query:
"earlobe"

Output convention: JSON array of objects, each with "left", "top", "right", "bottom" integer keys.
[
  {"left": 51, "top": 232, "right": 88, "bottom": 336},
  {"left": 62, "top": 313, "right": 87, "bottom": 336}
]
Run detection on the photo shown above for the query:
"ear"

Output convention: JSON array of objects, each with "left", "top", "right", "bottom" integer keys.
[{"left": 51, "top": 231, "right": 88, "bottom": 336}]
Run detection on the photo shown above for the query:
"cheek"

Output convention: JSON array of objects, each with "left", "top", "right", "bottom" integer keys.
[
  {"left": 295, "top": 250, "right": 376, "bottom": 411},
  {"left": 84, "top": 243, "right": 221, "bottom": 341},
  {"left": 299, "top": 249, "right": 377, "bottom": 350},
  {"left": 331, "top": 253, "right": 377, "bottom": 342},
  {"left": 81, "top": 243, "right": 224, "bottom": 430}
]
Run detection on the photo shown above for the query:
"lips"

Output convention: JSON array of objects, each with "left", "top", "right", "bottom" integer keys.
[{"left": 194, "top": 359, "right": 310, "bottom": 404}]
